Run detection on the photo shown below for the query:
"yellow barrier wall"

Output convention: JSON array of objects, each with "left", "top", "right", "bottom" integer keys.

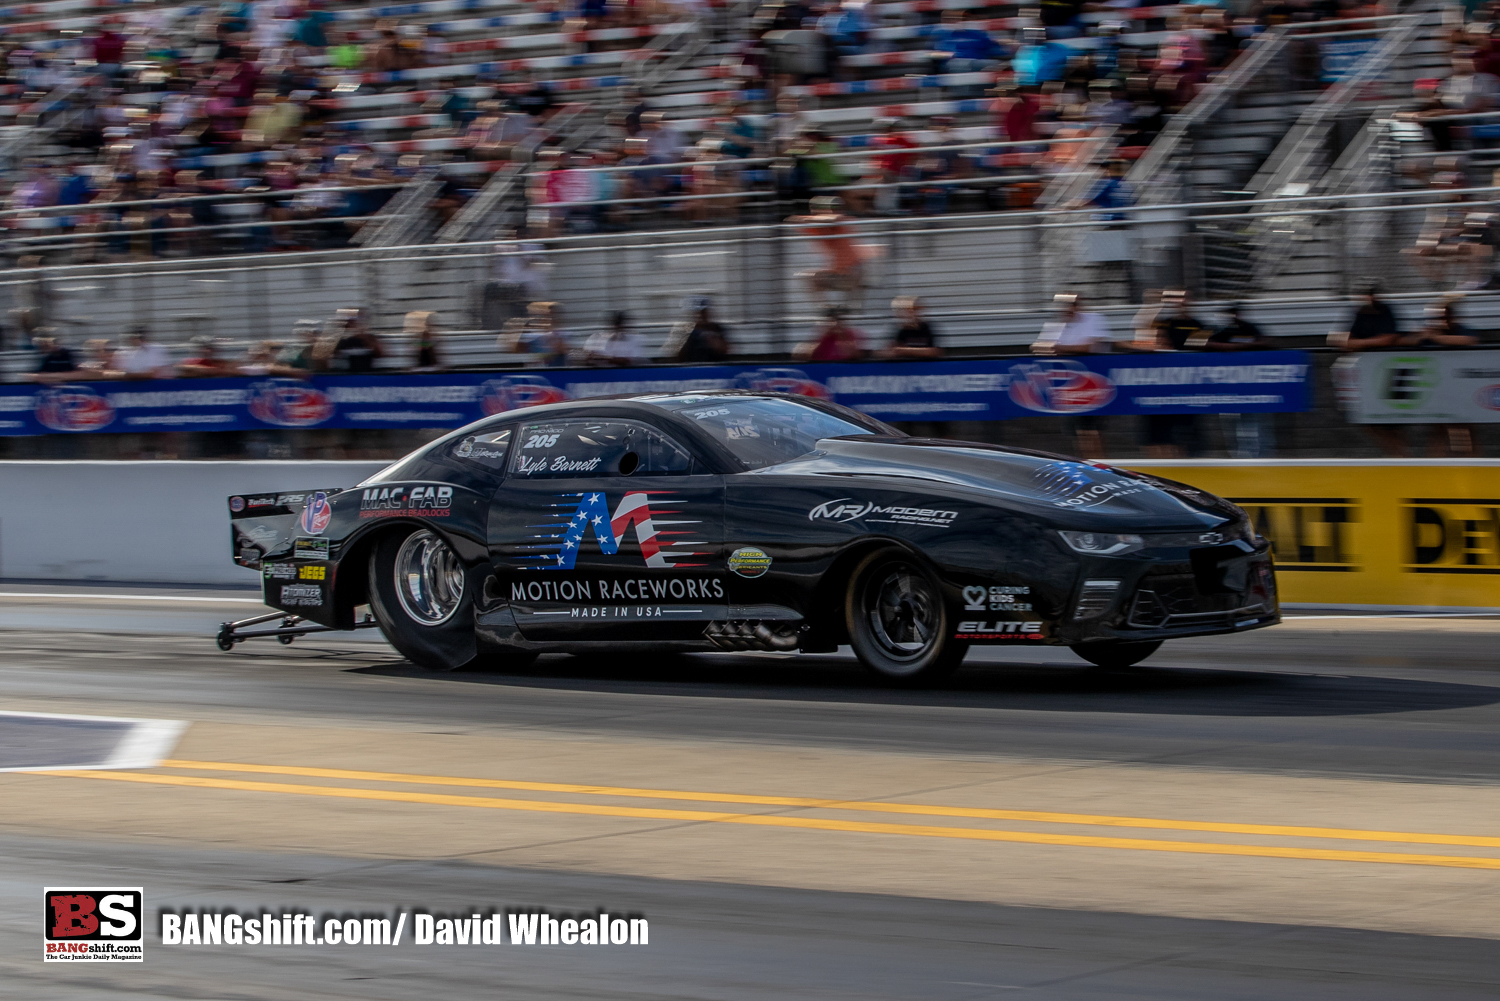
[{"left": 1119, "top": 461, "right": 1500, "bottom": 608}]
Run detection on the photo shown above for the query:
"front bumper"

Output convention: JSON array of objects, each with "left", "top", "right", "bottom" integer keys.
[{"left": 1057, "top": 542, "right": 1280, "bottom": 645}]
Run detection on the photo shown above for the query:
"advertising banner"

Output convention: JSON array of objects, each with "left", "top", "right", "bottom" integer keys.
[
  {"left": 1335, "top": 349, "right": 1500, "bottom": 424},
  {"left": 1125, "top": 461, "right": 1500, "bottom": 608},
  {"left": 0, "top": 351, "right": 1310, "bottom": 437}
]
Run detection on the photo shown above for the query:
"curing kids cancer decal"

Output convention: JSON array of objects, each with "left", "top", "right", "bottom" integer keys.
[{"left": 520, "top": 491, "right": 709, "bottom": 570}]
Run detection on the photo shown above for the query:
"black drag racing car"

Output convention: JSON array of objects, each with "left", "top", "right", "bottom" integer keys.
[{"left": 226, "top": 392, "right": 1278, "bottom": 683}]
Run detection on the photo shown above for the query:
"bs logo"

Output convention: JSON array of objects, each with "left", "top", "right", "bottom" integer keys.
[{"left": 43, "top": 888, "right": 143, "bottom": 962}]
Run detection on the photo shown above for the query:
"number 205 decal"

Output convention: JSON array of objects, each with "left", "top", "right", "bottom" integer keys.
[{"left": 524, "top": 433, "right": 561, "bottom": 449}]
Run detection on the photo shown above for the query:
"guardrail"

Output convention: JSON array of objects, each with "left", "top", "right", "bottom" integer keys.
[{"left": 6, "top": 185, "right": 1500, "bottom": 361}]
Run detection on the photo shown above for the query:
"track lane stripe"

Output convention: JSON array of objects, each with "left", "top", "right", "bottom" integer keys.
[
  {"left": 158, "top": 759, "right": 1500, "bottom": 850},
  {"left": 40, "top": 769, "right": 1500, "bottom": 870}
]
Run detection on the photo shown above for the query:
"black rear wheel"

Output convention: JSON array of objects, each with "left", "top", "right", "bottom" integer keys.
[
  {"left": 846, "top": 551, "right": 967, "bottom": 685},
  {"left": 368, "top": 528, "right": 479, "bottom": 670},
  {"left": 1074, "top": 639, "right": 1162, "bottom": 671}
]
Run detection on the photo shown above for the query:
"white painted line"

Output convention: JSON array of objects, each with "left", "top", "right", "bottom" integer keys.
[
  {"left": 103, "top": 719, "right": 190, "bottom": 770},
  {"left": 0, "top": 592, "right": 264, "bottom": 603},
  {"left": 0, "top": 710, "right": 188, "bottom": 773}
]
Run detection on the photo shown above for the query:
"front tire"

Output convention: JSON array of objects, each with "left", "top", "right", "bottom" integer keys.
[
  {"left": 845, "top": 551, "right": 967, "bottom": 685},
  {"left": 368, "top": 528, "right": 478, "bottom": 670},
  {"left": 1074, "top": 639, "right": 1162, "bottom": 670}
]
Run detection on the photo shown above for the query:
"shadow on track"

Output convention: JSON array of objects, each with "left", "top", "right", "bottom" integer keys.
[{"left": 351, "top": 652, "right": 1500, "bottom": 718}]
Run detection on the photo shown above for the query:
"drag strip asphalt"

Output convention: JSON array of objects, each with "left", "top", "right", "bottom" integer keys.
[{"left": 5, "top": 587, "right": 1500, "bottom": 998}]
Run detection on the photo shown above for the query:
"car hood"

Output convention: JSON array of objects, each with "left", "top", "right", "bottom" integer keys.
[{"left": 754, "top": 437, "right": 1234, "bottom": 530}]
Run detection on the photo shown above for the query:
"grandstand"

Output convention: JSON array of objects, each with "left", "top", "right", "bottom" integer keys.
[{"left": 0, "top": 0, "right": 1498, "bottom": 378}]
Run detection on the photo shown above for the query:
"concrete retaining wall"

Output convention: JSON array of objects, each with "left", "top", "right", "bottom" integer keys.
[{"left": 0, "top": 461, "right": 386, "bottom": 586}]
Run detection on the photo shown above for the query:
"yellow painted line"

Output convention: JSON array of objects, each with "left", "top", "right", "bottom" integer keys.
[
  {"left": 42, "top": 769, "right": 1500, "bottom": 872},
  {"left": 161, "top": 758, "right": 1500, "bottom": 851}
]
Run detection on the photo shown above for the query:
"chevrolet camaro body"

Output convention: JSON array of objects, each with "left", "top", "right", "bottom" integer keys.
[{"left": 228, "top": 392, "right": 1278, "bottom": 673}]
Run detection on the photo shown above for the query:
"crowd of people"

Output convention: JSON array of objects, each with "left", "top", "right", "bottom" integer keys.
[
  {"left": 25, "top": 305, "right": 417, "bottom": 382},
  {"left": 0, "top": 0, "right": 1411, "bottom": 262},
  {"left": 1032, "top": 281, "right": 1492, "bottom": 459}
]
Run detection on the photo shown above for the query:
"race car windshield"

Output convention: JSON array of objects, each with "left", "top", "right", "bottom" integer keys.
[{"left": 652, "top": 397, "right": 878, "bottom": 469}]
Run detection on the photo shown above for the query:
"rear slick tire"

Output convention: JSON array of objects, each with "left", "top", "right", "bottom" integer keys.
[
  {"left": 845, "top": 550, "right": 967, "bottom": 686},
  {"left": 368, "top": 528, "right": 478, "bottom": 670},
  {"left": 1074, "top": 639, "right": 1162, "bottom": 671}
]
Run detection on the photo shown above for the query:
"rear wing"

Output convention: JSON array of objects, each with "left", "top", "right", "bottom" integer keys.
[{"left": 228, "top": 489, "right": 341, "bottom": 569}]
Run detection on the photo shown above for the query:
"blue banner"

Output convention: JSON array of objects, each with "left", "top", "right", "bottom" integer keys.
[{"left": 0, "top": 351, "right": 1310, "bottom": 436}]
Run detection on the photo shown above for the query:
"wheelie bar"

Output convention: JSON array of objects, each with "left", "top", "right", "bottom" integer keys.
[{"left": 215, "top": 610, "right": 378, "bottom": 650}]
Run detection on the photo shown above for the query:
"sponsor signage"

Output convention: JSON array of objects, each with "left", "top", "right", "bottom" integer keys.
[
  {"left": 1335, "top": 350, "right": 1500, "bottom": 424},
  {"left": 1121, "top": 461, "right": 1500, "bottom": 607},
  {"left": 0, "top": 352, "right": 1310, "bottom": 436}
]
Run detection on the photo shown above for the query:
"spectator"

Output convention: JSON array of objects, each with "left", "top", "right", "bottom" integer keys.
[
  {"left": 485, "top": 228, "right": 552, "bottom": 329},
  {"left": 1033, "top": 293, "right": 1112, "bottom": 355},
  {"left": 1205, "top": 304, "right": 1271, "bottom": 351},
  {"left": 293, "top": 0, "right": 335, "bottom": 49},
  {"left": 1072, "top": 158, "right": 1133, "bottom": 219},
  {"left": 1407, "top": 169, "right": 1485, "bottom": 286},
  {"left": 931, "top": 10, "right": 1003, "bottom": 74},
  {"left": 1328, "top": 281, "right": 1401, "bottom": 352},
  {"left": 795, "top": 307, "right": 866, "bottom": 361},
  {"left": 29, "top": 333, "right": 78, "bottom": 385},
  {"left": 178, "top": 336, "right": 239, "bottom": 378},
  {"left": 244, "top": 90, "right": 302, "bottom": 146},
  {"left": 521, "top": 301, "right": 573, "bottom": 367},
  {"left": 1407, "top": 296, "right": 1480, "bottom": 456},
  {"left": 510, "top": 74, "right": 557, "bottom": 120},
  {"left": 885, "top": 296, "right": 943, "bottom": 360},
  {"left": 111, "top": 327, "right": 175, "bottom": 380},
  {"left": 641, "top": 112, "right": 687, "bottom": 165},
  {"left": 273, "top": 319, "right": 328, "bottom": 375},
  {"left": 1402, "top": 296, "right": 1480, "bottom": 348},
  {"left": 407, "top": 311, "right": 444, "bottom": 371},
  {"left": 1132, "top": 290, "right": 1206, "bottom": 457},
  {"left": 583, "top": 311, "right": 648, "bottom": 366},
  {"left": 818, "top": 0, "right": 869, "bottom": 59},
  {"left": 1133, "top": 289, "right": 1209, "bottom": 351},
  {"left": 1207, "top": 305, "right": 1275, "bottom": 458},
  {"left": 1012, "top": 27, "right": 1070, "bottom": 87},
  {"left": 784, "top": 127, "right": 843, "bottom": 201},
  {"left": 850, "top": 118, "right": 919, "bottom": 215},
  {"left": 1083, "top": 80, "right": 1132, "bottom": 128},
  {"left": 238, "top": 340, "right": 280, "bottom": 377},
  {"left": 994, "top": 83, "right": 1041, "bottom": 144},
  {"left": 76, "top": 339, "right": 116, "bottom": 379},
  {"left": 670, "top": 302, "right": 731, "bottom": 362},
  {"left": 1418, "top": 53, "right": 1500, "bottom": 151},
  {"left": 787, "top": 196, "right": 867, "bottom": 307},
  {"left": 1032, "top": 294, "right": 1114, "bottom": 461},
  {"left": 332, "top": 313, "right": 385, "bottom": 373}
]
